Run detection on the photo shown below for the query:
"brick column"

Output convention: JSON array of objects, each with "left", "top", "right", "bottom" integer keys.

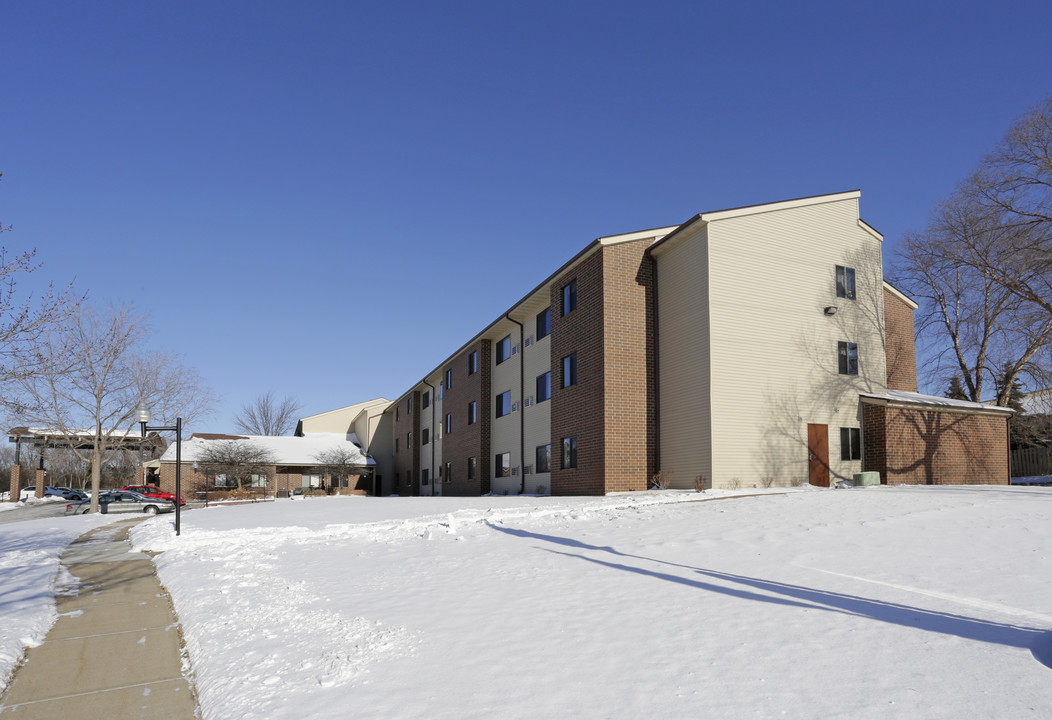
[
  {"left": 8, "top": 465, "right": 20, "bottom": 502},
  {"left": 35, "top": 468, "right": 46, "bottom": 498}
]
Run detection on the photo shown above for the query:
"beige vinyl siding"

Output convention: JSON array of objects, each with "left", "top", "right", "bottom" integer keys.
[
  {"left": 491, "top": 323, "right": 521, "bottom": 494},
  {"left": 655, "top": 222, "right": 712, "bottom": 488},
  {"left": 704, "top": 196, "right": 885, "bottom": 487},
  {"left": 522, "top": 326, "right": 552, "bottom": 494}
]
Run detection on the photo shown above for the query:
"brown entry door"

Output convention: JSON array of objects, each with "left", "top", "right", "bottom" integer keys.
[{"left": 807, "top": 423, "right": 830, "bottom": 487}]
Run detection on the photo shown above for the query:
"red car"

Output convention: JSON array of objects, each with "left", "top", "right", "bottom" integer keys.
[{"left": 122, "top": 485, "right": 186, "bottom": 505}]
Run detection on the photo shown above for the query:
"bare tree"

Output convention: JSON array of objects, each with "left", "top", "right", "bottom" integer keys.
[
  {"left": 0, "top": 174, "right": 80, "bottom": 399},
  {"left": 313, "top": 446, "right": 367, "bottom": 491},
  {"left": 13, "top": 303, "right": 216, "bottom": 512},
  {"left": 234, "top": 392, "right": 303, "bottom": 436},
  {"left": 195, "top": 439, "right": 277, "bottom": 490},
  {"left": 896, "top": 95, "right": 1052, "bottom": 404}
]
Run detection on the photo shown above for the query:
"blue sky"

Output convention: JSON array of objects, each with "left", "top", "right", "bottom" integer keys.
[{"left": 3, "top": 1, "right": 1051, "bottom": 430}]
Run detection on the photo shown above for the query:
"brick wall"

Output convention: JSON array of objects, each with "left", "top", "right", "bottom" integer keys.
[
  {"left": 602, "top": 240, "right": 656, "bottom": 492},
  {"left": 550, "top": 249, "right": 606, "bottom": 495},
  {"left": 392, "top": 392, "right": 421, "bottom": 496},
  {"left": 548, "top": 238, "right": 655, "bottom": 495},
  {"left": 863, "top": 404, "right": 1009, "bottom": 484},
  {"left": 884, "top": 287, "right": 918, "bottom": 392},
  {"left": 440, "top": 340, "right": 492, "bottom": 495}
]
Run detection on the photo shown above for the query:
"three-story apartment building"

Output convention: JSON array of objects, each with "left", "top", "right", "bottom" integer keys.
[{"left": 311, "top": 190, "right": 1012, "bottom": 496}]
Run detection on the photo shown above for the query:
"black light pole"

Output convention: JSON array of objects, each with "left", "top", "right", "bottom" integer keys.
[{"left": 138, "top": 403, "right": 182, "bottom": 536}]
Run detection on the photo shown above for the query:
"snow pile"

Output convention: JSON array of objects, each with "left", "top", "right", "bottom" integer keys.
[{"left": 125, "top": 486, "right": 1052, "bottom": 719}]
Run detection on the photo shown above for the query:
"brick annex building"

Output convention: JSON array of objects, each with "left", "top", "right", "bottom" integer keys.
[{"left": 298, "top": 190, "right": 1008, "bottom": 497}]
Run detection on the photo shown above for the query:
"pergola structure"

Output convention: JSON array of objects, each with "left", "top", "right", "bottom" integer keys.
[{"left": 6, "top": 427, "right": 165, "bottom": 501}]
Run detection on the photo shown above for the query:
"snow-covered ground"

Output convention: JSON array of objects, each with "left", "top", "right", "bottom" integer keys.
[
  {"left": 119, "top": 486, "right": 1052, "bottom": 719},
  {"left": 0, "top": 512, "right": 117, "bottom": 692}
]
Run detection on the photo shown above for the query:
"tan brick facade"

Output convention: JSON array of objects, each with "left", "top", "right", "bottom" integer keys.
[
  {"left": 440, "top": 341, "right": 492, "bottom": 495},
  {"left": 863, "top": 404, "right": 1009, "bottom": 484},
  {"left": 884, "top": 286, "right": 918, "bottom": 392},
  {"left": 550, "top": 249, "right": 606, "bottom": 494},
  {"left": 392, "top": 392, "right": 421, "bottom": 496}
]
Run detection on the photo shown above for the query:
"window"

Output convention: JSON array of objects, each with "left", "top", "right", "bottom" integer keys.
[
  {"left": 444, "top": 462, "right": 452, "bottom": 483},
  {"left": 836, "top": 265, "right": 856, "bottom": 300},
  {"left": 395, "top": 406, "right": 399, "bottom": 421},
  {"left": 445, "top": 413, "right": 452, "bottom": 434},
  {"left": 840, "top": 428, "right": 862, "bottom": 461},
  {"left": 536, "top": 444, "right": 551, "bottom": 473},
  {"left": 408, "top": 396, "right": 413, "bottom": 412},
  {"left": 468, "top": 400, "right": 477, "bottom": 424},
  {"left": 395, "top": 437, "right": 399, "bottom": 453},
  {"left": 468, "top": 457, "right": 476, "bottom": 481},
  {"left": 838, "top": 342, "right": 859, "bottom": 375},
  {"left": 407, "top": 431, "right": 412, "bottom": 447},
  {"left": 302, "top": 474, "right": 321, "bottom": 488},
  {"left": 562, "top": 279, "right": 577, "bottom": 316},
  {"left": 537, "top": 308, "right": 551, "bottom": 339},
  {"left": 422, "top": 391, "right": 430, "bottom": 409},
  {"left": 562, "top": 353, "right": 577, "bottom": 388},
  {"left": 536, "top": 371, "right": 551, "bottom": 403},
  {"left": 421, "top": 468, "right": 429, "bottom": 486},
  {"left": 422, "top": 428, "right": 430, "bottom": 445},
  {"left": 496, "top": 452, "right": 511, "bottom": 478},
  {"left": 562, "top": 436, "right": 577, "bottom": 469},
  {"left": 496, "top": 390, "right": 511, "bottom": 418},
  {"left": 496, "top": 335, "right": 511, "bottom": 364},
  {"left": 468, "top": 351, "right": 478, "bottom": 375},
  {"left": 445, "top": 368, "right": 453, "bottom": 389}
]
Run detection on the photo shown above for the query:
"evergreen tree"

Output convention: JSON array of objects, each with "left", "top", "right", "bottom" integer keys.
[{"left": 945, "top": 376, "right": 969, "bottom": 400}]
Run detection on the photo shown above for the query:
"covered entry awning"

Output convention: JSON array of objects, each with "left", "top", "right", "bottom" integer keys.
[{"left": 8, "top": 427, "right": 166, "bottom": 455}]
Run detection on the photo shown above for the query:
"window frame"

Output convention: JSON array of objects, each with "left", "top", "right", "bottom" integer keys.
[
  {"left": 838, "top": 341, "right": 859, "bottom": 375},
  {"left": 562, "top": 279, "right": 577, "bottom": 316},
  {"left": 495, "top": 452, "right": 511, "bottom": 478},
  {"left": 562, "top": 353, "right": 577, "bottom": 388},
  {"left": 468, "top": 400, "right": 477, "bottom": 425},
  {"left": 468, "top": 456, "right": 476, "bottom": 481},
  {"left": 445, "top": 413, "right": 452, "bottom": 434},
  {"left": 536, "top": 371, "right": 551, "bottom": 403},
  {"left": 536, "top": 444, "right": 551, "bottom": 474},
  {"left": 422, "top": 427, "right": 429, "bottom": 445},
  {"left": 422, "top": 390, "right": 430, "bottom": 409},
  {"left": 468, "top": 351, "right": 478, "bottom": 375},
  {"left": 536, "top": 308, "right": 551, "bottom": 339},
  {"left": 496, "top": 390, "right": 511, "bottom": 418},
  {"left": 561, "top": 436, "right": 578, "bottom": 469},
  {"left": 445, "top": 368, "right": 453, "bottom": 390},
  {"left": 840, "top": 427, "right": 862, "bottom": 461},
  {"left": 836, "top": 265, "right": 856, "bottom": 300},
  {"left": 496, "top": 335, "right": 511, "bottom": 365}
]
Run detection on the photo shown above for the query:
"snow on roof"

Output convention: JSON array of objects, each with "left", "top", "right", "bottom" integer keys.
[
  {"left": 160, "top": 432, "right": 374, "bottom": 466},
  {"left": 860, "top": 389, "right": 1014, "bottom": 415},
  {"left": 9, "top": 427, "right": 146, "bottom": 440}
]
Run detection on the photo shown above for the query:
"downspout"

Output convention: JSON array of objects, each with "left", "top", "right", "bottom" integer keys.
[
  {"left": 422, "top": 379, "right": 437, "bottom": 496},
  {"left": 651, "top": 252, "right": 661, "bottom": 484},
  {"left": 506, "top": 313, "right": 526, "bottom": 494}
]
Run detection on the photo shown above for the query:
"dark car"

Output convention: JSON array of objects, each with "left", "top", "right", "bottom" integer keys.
[
  {"left": 55, "top": 487, "right": 89, "bottom": 501},
  {"left": 122, "top": 484, "right": 186, "bottom": 506},
  {"left": 64, "top": 491, "right": 176, "bottom": 516}
]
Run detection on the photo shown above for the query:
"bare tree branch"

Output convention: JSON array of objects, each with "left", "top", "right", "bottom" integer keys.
[
  {"left": 234, "top": 392, "right": 303, "bottom": 436},
  {"left": 12, "top": 302, "right": 216, "bottom": 511}
]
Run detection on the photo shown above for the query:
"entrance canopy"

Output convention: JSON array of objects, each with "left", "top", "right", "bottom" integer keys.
[{"left": 8, "top": 427, "right": 165, "bottom": 454}]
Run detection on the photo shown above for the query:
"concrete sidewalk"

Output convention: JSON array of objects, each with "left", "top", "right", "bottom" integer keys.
[{"left": 0, "top": 520, "right": 197, "bottom": 718}]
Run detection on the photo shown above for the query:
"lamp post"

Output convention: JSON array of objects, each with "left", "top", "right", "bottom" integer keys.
[{"left": 138, "top": 403, "right": 182, "bottom": 536}]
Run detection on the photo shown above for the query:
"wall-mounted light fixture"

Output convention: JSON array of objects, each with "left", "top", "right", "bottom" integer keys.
[{"left": 824, "top": 306, "right": 838, "bottom": 316}]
